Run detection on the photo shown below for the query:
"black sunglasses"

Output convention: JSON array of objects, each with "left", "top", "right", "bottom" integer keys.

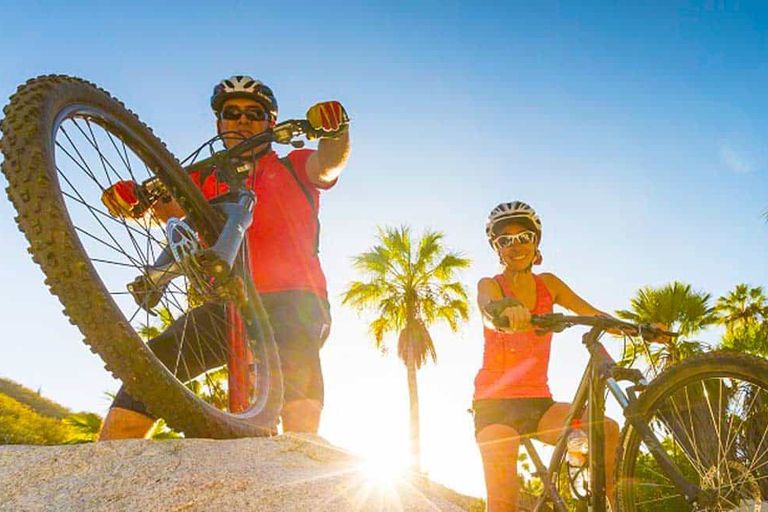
[{"left": 219, "top": 106, "right": 269, "bottom": 122}]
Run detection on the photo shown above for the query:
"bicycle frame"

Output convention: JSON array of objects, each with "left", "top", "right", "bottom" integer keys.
[
  {"left": 134, "top": 120, "right": 313, "bottom": 414},
  {"left": 522, "top": 324, "right": 706, "bottom": 511}
]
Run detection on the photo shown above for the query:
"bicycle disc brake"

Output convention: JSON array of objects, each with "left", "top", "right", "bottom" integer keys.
[
  {"left": 165, "top": 218, "right": 219, "bottom": 303},
  {"left": 166, "top": 218, "right": 247, "bottom": 307},
  {"left": 126, "top": 218, "right": 204, "bottom": 312}
]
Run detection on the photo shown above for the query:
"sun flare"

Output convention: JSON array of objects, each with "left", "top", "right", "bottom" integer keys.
[{"left": 362, "top": 451, "right": 408, "bottom": 484}]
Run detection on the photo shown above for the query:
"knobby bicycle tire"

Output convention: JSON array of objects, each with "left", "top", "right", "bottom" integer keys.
[
  {"left": 0, "top": 75, "right": 282, "bottom": 438},
  {"left": 615, "top": 350, "right": 768, "bottom": 511}
]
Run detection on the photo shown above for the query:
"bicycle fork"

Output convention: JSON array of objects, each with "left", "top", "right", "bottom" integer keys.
[
  {"left": 586, "top": 327, "right": 704, "bottom": 511},
  {"left": 601, "top": 358, "right": 707, "bottom": 507}
]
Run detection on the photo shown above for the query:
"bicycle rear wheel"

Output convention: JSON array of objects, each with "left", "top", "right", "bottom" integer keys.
[
  {"left": 616, "top": 351, "right": 768, "bottom": 511},
  {"left": 0, "top": 75, "right": 282, "bottom": 438}
]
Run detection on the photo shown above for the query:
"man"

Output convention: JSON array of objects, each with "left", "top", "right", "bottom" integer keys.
[{"left": 99, "top": 75, "right": 350, "bottom": 439}]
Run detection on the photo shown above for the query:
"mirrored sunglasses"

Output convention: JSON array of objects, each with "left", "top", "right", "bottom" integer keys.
[
  {"left": 219, "top": 106, "right": 269, "bottom": 122},
  {"left": 493, "top": 231, "right": 537, "bottom": 249}
]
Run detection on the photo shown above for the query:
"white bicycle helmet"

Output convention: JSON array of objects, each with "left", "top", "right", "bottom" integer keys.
[
  {"left": 210, "top": 75, "right": 278, "bottom": 121},
  {"left": 485, "top": 201, "right": 542, "bottom": 246}
]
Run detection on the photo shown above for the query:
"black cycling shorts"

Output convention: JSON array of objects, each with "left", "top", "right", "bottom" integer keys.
[
  {"left": 472, "top": 397, "right": 555, "bottom": 437},
  {"left": 112, "top": 290, "right": 330, "bottom": 418}
]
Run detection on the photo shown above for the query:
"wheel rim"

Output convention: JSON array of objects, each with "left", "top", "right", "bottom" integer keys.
[
  {"left": 50, "top": 105, "right": 269, "bottom": 421},
  {"left": 624, "top": 373, "right": 768, "bottom": 510}
]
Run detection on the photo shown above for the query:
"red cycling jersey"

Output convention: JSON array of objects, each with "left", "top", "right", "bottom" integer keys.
[
  {"left": 474, "top": 273, "right": 554, "bottom": 400},
  {"left": 190, "top": 148, "right": 334, "bottom": 299}
]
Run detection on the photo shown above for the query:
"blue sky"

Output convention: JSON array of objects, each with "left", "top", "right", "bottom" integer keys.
[{"left": 1, "top": 0, "right": 767, "bottom": 496}]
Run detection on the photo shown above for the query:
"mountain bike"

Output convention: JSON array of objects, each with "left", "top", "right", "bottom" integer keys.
[
  {"left": 0, "top": 75, "right": 327, "bottom": 438},
  {"left": 485, "top": 306, "right": 768, "bottom": 511}
]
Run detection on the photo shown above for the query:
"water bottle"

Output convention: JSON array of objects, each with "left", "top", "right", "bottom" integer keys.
[
  {"left": 567, "top": 419, "right": 590, "bottom": 499},
  {"left": 567, "top": 422, "right": 589, "bottom": 466}
]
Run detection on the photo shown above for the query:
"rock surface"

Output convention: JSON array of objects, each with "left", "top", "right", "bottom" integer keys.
[{"left": 0, "top": 434, "right": 480, "bottom": 511}]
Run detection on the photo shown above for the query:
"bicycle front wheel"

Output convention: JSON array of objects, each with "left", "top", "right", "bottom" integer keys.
[
  {"left": 616, "top": 351, "right": 768, "bottom": 511},
  {"left": 0, "top": 75, "right": 282, "bottom": 438}
]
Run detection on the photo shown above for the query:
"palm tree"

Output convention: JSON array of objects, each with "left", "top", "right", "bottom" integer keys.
[
  {"left": 716, "top": 284, "right": 768, "bottom": 332},
  {"left": 618, "top": 282, "right": 723, "bottom": 470},
  {"left": 616, "top": 281, "right": 717, "bottom": 372},
  {"left": 341, "top": 226, "right": 470, "bottom": 471},
  {"left": 716, "top": 284, "right": 768, "bottom": 356}
]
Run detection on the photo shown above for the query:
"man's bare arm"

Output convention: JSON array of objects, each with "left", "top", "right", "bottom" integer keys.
[{"left": 305, "top": 131, "right": 350, "bottom": 188}]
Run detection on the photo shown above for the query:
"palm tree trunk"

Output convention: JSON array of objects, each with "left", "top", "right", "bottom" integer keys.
[{"left": 406, "top": 357, "right": 421, "bottom": 472}]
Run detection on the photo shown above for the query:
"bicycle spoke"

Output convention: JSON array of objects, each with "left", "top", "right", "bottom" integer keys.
[
  {"left": 58, "top": 166, "right": 150, "bottom": 269},
  {"left": 60, "top": 188, "right": 166, "bottom": 247},
  {"left": 55, "top": 136, "right": 102, "bottom": 187},
  {"left": 52, "top": 102, "right": 268, "bottom": 420},
  {"left": 91, "top": 258, "right": 142, "bottom": 269},
  {"left": 104, "top": 128, "right": 134, "bottom": 180},
  {"left": 627, "top": 372, "right": 768, "bottom": 511},
  {"left": 81, "top": 118, "right": 123, "bottom": 185}
]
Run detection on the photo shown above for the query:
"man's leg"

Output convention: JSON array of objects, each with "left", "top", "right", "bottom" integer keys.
[
  {"left": 99, "top": 407, "right": 156, "bottom": 440},
  {"left": 281, "top": 398, "right": 323, "bottom": 433},
  {"left": 99, "top": 303, "right": 228, "bottom": 441},
  {"left": 261, "top": 291, "right": 329, "bottom": 435}
]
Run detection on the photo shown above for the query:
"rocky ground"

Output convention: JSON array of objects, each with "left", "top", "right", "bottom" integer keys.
[{"left": 0, "top": 434, "right": 481, "bottom": 511}]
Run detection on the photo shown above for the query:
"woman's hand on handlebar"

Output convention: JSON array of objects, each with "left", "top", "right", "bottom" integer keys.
[
  {"left": 482, "top": 297, "right": 531, "bottom": 333},
  {"left": 501, "top": 305, "right": 531, "bottom": 332}
]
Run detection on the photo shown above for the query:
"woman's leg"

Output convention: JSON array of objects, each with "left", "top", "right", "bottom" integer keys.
[
  {"left": 477, "top": 423, "right": 522, "bottom": 512},
  {"left": 534, "top": 402, "right": 620, "bottom": 507}
]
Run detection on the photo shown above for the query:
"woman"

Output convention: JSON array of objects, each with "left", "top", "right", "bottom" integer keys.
[{"left": 474, "top": 201, "right": 620, "bottom": 512}]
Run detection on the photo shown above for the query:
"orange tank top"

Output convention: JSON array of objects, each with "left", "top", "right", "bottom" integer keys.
[{"left": 473, "top": 273, "right": 554, "bottom": 400}]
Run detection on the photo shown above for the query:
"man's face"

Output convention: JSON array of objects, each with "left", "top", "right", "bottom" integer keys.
[{"left": 216, "top": 97, "right": 272, "bottom": 150}]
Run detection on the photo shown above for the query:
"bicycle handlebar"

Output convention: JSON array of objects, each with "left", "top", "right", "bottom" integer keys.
[
  {"left": 181, "top": 119, "right": 322, "bottom": 177},
  {"left": 485, "top": 301, "right": 677, "bottom": 340}
]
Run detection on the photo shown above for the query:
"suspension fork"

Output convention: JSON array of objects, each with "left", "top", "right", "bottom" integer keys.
[
  {"left": 206, "top": 191, "right": 257, "bottom": 414},
  {"left": 197, "top": 190, "right": 256, "bottom": 277},
  {"left": 623, "top": 413, "right": 705, "bottom": 505},
  {"left": 584, "top": 329, "right": 706, "bottom": 507}
]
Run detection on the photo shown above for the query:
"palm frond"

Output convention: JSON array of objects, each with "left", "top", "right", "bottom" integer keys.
[
  {"left": 351, "top": 247, "right": 396, "bottom": 277},
  {"left": 379, "top": 225, "right": 412, "bottom": 271},
  {"left": 431, "top": 253, "right": 472, "bottom": 281},
  {"left": 341, "top": 280, "right": 389, "bottom": 310},
  {"left": 370, "top": 315, "right": 396, "bottom": 347},
  {"left": 442, "top": 281, "right": 470, "bottom": 300},
  {"left": 619, "top": 281, "right": 714, "bottom": 369},
  {"left": 414, "top": 230, "right": 444, "bottom": 274}
]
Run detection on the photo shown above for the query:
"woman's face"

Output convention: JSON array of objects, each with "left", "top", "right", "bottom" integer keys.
[{"left": 494, "top": 222, "right": 538, "bottom": 270}]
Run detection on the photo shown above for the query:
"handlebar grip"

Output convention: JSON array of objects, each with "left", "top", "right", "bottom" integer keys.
[
  {"left": 483, "top": 297, "right": 521, "bottom": 329},
  {"left": 493, "top": 316, "right": 510, "bottom": 329}
]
